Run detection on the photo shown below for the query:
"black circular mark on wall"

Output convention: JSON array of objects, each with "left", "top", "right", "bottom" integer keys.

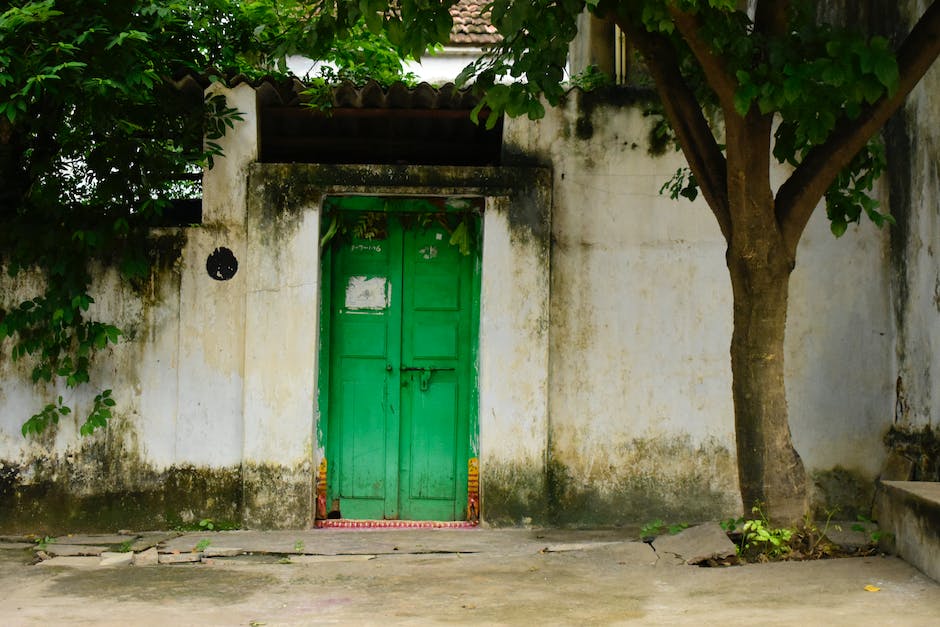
[{"left": 206, "top": 247, "right": 238, "bottom": 281}]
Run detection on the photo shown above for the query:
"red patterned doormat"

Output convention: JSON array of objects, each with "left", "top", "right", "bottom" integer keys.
[{"left": 315, "top": 519, "right": 479, "bottom": 529}]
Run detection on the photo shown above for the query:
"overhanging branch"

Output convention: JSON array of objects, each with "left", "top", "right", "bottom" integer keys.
[
  {"left": 667, "top": 6, "right": 739, "bottom": 114},
  {"left": 777, "top": 0, "right": 940, "bottom": 254},
  {"left": 612, "top": 13, "right": 731, "bottom": 242}
]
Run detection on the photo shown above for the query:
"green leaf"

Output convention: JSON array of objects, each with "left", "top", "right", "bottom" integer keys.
[{"left": 873, "top": 57, "right": 899, "bottom": 94}]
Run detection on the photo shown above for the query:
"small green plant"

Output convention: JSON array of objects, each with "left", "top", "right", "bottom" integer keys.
[
  {"left": 720, "top": 516, "right": 745, "bottom": 533},
  {"left": 195, "top": 538, "right": 211, "bottom": 552},
  {"left": 567, "top": 64, "right": 612, "bottom": 91},
  {"left": 117, "top": 539, "right": 134, "bottom": 553},
  {"left": 34, "top": 536, "right": 56, "bottom": 551},
  {"left": 173, "top": 517, "right": 238, "bottom": 532},
  {"left": 640, "top": 519, "right": 665, "bottom": 538},
  {"left": 738, "top": 502, "right": 793, "bottom": 559},
  {"left": 852, "top": 513, "right": 891, "bottom": 545},
  {"left": 293, "top": 540, "right": 305, "bottom": 553},
  {"left": 640, "top": 519, "right": 689, "bottom": 539}
]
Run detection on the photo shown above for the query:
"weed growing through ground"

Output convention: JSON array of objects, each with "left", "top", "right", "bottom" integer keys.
[
  {"left": 852, "top": 513, "right": 892, "bottom": 545},
  {"left": 640, "top": 519, "right": 689, "bottom": 540}
]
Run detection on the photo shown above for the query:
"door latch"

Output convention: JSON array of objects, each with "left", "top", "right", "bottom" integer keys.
[{"left": 400, "top": 366, "right": 456, "bottom": 391}]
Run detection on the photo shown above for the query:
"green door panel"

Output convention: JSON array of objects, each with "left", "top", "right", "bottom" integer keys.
[
  {"left": 325, "top": 203, "right": 478, "bottom": 521},
  {"left": 328, "top": 221, "right": 402, "bottom": 520}
]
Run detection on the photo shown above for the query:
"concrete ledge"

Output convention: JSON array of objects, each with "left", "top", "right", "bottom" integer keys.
[{"left": 875, "top": 481, "right": 940, "bottom": 582}]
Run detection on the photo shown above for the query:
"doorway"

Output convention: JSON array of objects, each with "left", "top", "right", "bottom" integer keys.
[{"left": 318, "top": 196, "right": 481, "bottom": 521}]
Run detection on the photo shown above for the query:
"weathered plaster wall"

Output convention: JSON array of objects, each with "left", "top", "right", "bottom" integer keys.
[
  {"left": 0, "top": 83, "right": 263, "bottom": 533},
  {"left": 477, "top": 192, "right": 552, "bottom": 524},
  {"left": 889, "top": 0, "right": 940, "bottom": 436},
  {"left": 0, "top": 250, "right": 249, "bottom": 533},
  {"left": 505, "top": 89, "right": 895, "bottom": 523},
  {"left": 0, "top": 68, "right": 922, "bottom": 530}
]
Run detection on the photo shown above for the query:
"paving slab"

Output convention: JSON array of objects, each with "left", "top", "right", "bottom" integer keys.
[
  {"left": 541, "top": 540, "right": 625, "bottom": 552},
  {"left": 34, "top": 556, "right": 101, "bottom": 569},
  {"left": 652, "top": 522, "right": 737, "bottom": 564},
  {"left": 128, "top": 532, "right": 180, "bottom": 552},
  {"left": 57, "top": 534, "right": 135, "bottom": 546},
  {"left": 133, "top": 547, "right": 159, "bottom": 566},
  {"left": 4, "top": 531, "right": 939, "bottom": 625},
  {"left": 45, "top": 544, "right": 108, "bottom": 557},
  {"left": 289, "top": 554, "right": 377, "bottom": 564},
  {"left": 158, "top": 552, "right": 203, "bottom": 564},
  {"left": 0, "top": 542, "right": 34, "bottom": 550},
  {"left": 99, "top": 552, "right": 134, "bottom": 567},
  {"left": 202, "top": 546, "right": 244, "bottom": 557},
  {"left": 162, "top": 528, "right": 634, "bottom": 557}
]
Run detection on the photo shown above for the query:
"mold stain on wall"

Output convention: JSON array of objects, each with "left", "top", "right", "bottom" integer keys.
[
  {"left": 548, "top": 436, "right": 739, "bottom": 527},
  {"left": 480, "top": 436, "right": 740, "bottom": 528}
]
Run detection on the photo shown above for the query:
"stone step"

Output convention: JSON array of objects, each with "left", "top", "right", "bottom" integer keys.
[{"left": 874, "top": 481, "right": 940, "bottom": 582}]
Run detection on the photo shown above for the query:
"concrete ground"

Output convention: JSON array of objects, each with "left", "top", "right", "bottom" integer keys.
[{"left": 2, "top": 528, "right": 939, "bottom": 626}]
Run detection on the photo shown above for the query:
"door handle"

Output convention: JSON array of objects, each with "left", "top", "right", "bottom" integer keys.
[{"left": 400, "top": 366, "right": 456, "bottom": 391}]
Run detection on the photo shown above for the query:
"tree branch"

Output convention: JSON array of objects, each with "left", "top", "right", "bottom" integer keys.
[
  {"left": 612, "top": 13, "right": 732, "bottom": 242},
  {"left": 667, "top": 6, "right": 739, "bottom": 113},
  {"left": 777, "top": 0, "right": 940, "bottom": 255}
]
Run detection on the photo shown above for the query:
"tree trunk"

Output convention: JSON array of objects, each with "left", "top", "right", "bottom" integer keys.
[
  {"left": 727, "top": 236, "right": 809, "bottom": 525},
  {"left": 724, "top": 112, "right": 809, "bottom": 526}
]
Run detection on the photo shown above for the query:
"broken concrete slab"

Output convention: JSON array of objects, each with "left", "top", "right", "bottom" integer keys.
[
  {"left": 133, "top": 547, "right": 159, "bottom": 566},
  {"left": 45, "top": 544, "right": 108, "bottom": 557},
  {"left": 652, "top": 522, "right": 737, "bottom": 565},
  {"left": 57, "top": 534, "right": 135, "bottom": 546},
  {"left": 35, "top": 556, "right": 101, "bottom": 569},
  {"left": 605, "top": 541, "right": 660, "bottom": 566},
  {"left": 540, "top": 541, "right": 625, "bottom": 553},
  {"left": 128, "top": 532, "right": 179, "bottom": 552},
  {"left": 289, "top": 554, "right": 378, "bottom": 564},
  {"left": 99, "top": 552, "right": 134, "bottom": 567},
  {"left": 158, "top": 552, "right": 203, "bottom": 564},
  {"left": 202, "top": 547, "right": 244, "bottom": 557}
]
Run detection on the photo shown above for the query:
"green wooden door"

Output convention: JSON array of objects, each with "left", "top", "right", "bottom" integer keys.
[{"left": 325, "top": 205, "right": 478, "bottom": 521}]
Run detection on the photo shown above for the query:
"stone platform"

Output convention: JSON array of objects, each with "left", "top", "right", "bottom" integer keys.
[{"left": 875, "top": 481, "right": 940, "bottom": 582}]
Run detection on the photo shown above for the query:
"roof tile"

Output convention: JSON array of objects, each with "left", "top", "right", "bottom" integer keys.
[{"left": 450, "top": 0, "right": 501, "bottom": 45}]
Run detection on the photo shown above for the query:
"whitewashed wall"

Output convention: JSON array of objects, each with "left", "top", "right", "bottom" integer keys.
[
  {"left": 891, "top": 0, "right": 940, "bottom": 433},
  {"left": 0, "top": 76, "right": 916, "bottom": 530},
  {"left": 505, "top": 91, "right": 894, "bottom": 521}
]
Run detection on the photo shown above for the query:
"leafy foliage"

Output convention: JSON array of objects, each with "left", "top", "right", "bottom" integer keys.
[
  {"left": 0, "top": 1, "right": 414, "bottom": 436},
  {"left": 3, "top": 0, "right": 933, "bottom": 457}
]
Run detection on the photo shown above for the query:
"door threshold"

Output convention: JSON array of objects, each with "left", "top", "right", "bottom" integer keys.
[{"left": 315, "top": 519, "right": 479, "bottom": 529}]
